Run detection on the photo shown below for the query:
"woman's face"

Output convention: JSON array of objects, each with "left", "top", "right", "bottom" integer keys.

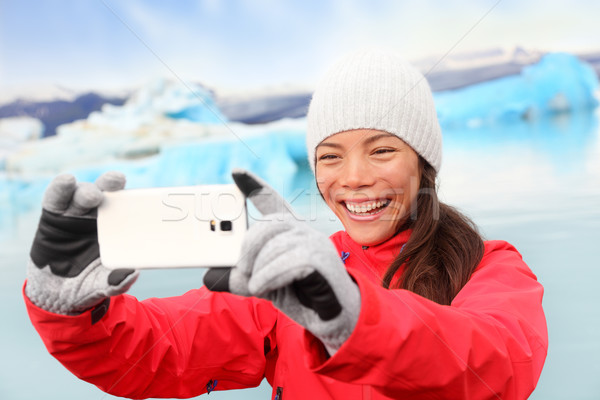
[{"left": 316, "top": 129, "right": 421, "bottom": 246}]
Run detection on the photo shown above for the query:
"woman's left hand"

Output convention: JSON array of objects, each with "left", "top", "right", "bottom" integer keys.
[{"left": 204, "top": 169, "right": 361, "bottom": 353}]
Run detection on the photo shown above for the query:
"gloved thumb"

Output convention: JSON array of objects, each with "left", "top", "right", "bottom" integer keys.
[
  {"left": 292, "top": 270, "right": 342, "bottom": 321},
  {"left": 203, "top": 268, "right": 232, "bottom": 292},
  {"left": 232, "top": 169, "right": 299, "bottom": 219},
  {"left": 108, "top": 269, "right": 137, "bottom": 286}
]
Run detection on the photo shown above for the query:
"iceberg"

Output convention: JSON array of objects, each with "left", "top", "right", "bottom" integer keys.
[
  {"left": 0, "top": 116, "right": 44, "bottom": 169},
  {"left": 434, "top": 53, "right": 599, "bottom": 127},
  {"left": 87, "top": 78, "right": 226, "bottom": 128},
  {"left": 0, "top": 78, "right": 310, "bottom": 221},
  {"left": 0, "top": 118, "right": 310, "bottom": 219},
  {"left": 0, "top": 116, "right": 44, "bottom": 143},
  {"left": 3, "top": 79, "right": 232, "bottom": 175},
  {"left": 2, "top": 52, "right": 599, "bottom": 222}
]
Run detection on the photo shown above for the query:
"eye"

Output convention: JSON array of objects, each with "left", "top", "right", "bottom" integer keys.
[
  {"left": 318, "top": 153, "right": 340, "bottom": 161},
  {"left": 372, "top": 148, "right": 396, "bottom": 155}
]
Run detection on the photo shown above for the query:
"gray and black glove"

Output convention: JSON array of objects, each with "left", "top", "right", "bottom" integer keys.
[
  {"left": 204, "top": 169, "right": 361, "bottom": 353},
  {"left": 25, "top": 172, "right": 138, "bottom": 323}
]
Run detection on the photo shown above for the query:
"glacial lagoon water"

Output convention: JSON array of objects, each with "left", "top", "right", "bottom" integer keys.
[{"left": 1, "top": 110, "right": 599, "bottom": 399}]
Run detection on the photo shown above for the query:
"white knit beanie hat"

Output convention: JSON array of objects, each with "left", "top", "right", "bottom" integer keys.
[{"left": 306, "top": 48, "right": 442, "bottom": 173}]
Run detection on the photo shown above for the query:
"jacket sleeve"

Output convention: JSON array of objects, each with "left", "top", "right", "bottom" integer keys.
[
  {"left": 303, "top": 240, "right": 548, "bottom": 400},
  {"left": 24, "top": 285, "right": 278, "bottom": 399}
]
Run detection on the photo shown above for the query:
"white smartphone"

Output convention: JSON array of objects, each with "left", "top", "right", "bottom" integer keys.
[{"left": 97, "top": 184, "right": 247, "bottom": 269}]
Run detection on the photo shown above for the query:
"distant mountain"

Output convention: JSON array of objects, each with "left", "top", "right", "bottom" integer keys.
[
  {"left": 1, "top": 47, "right": 598, "bottom": 136},
  {"left": 414, "top": 46, "right": 543, "bottom": 91},
  {"left": 215, "top": 90, "right": 312, "bottom": 124},
  {"left": 217, "top": 47, "right": 600, "bottom": 122},
  {"left": 0, "top": 84, "right": 79, "bottom": 106},
  {"left": 417, "top": 46, "right": 600, "bottom": 91},
  {"left": 0, "top": 92, "right": 127, "bottom": 137},
  {"left": 579, "top": 51, "right": 600, "bottom": 76}
]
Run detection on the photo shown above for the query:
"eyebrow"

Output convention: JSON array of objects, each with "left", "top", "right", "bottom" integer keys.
[
  {"left": 317, "top": 142, "right": 343, "bottom": 149},
  {"left": 317, "top": 132, "right": 398, "bottom": 150},
  {"left": 362, "top": 132, "right": 397, "bottom": 146}
]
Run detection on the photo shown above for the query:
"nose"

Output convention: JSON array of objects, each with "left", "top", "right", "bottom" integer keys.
[{"left": 339, "top": 155, "right": 375, "bottom": 189}]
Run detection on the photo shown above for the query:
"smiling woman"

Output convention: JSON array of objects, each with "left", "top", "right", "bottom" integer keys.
[
  {"left": 316, "top": 130, "right": 422, "bottom": 246},
  {"left": 23, "top": 48, "right": 548, "bottom": 400},
  {"left": 315, "top": 128, "right": 484, "bottom": 304},
  {"left": 308, "top": 49, "right": 488, "bottom": 306}
]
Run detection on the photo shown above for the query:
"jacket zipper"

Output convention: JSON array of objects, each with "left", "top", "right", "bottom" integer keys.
[
  {"left": 362, "top": 384, "right": 372, "bottom": 400},
  {"left": 274, "top": 386, "right": 283, "bottom": 400}
]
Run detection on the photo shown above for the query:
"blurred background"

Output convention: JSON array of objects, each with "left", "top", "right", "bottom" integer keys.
[{"left": 1, "top": 1, "right": 599, "bottom": 399}]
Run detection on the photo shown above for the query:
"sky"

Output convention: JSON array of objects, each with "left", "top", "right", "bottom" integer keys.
[{"left": 1, "top": 0, "right": 599, "bottom": 94}]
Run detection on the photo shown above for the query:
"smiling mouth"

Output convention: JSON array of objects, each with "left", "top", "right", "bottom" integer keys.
[{"left": 344, "top": 199, "right": 391, "bottom": 216}]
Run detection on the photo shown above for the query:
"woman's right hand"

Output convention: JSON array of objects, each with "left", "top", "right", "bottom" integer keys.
[
  {"left": 204, "top": 169, "right": 361, "bottom": 354},
  {"left": 25, "top": 172, "right": 138, "bottom": 322}
]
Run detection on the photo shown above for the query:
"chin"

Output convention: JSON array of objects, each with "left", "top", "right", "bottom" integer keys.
[{"left": 346, "top": 230, "right": 390, "bottom": 247}]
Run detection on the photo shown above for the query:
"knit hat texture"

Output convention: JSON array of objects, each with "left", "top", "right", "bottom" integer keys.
[{"left": 306, "top": 48, "right": 442, "bottom": 173}]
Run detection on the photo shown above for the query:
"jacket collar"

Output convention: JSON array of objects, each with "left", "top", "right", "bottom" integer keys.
[{"left": 338, "top": 229, "right": 412, "bottom": 282}]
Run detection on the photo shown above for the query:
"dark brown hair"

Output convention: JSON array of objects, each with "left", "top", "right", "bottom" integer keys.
[{"left": 381, "top": 158, "right": 484, "bottom": 305}]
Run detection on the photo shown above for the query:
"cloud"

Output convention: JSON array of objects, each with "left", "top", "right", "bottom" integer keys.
[{"left": 3, "top": 0, "right": 600, "bottom": 90}]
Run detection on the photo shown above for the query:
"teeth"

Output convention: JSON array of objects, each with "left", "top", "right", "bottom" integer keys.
[{"left": 345, "top": 200, "right": 389, "bottom": 215}]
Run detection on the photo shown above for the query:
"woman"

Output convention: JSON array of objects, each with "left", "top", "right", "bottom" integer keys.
[{"left": 24, "top": 49, "right": 548, "bottom": 399}]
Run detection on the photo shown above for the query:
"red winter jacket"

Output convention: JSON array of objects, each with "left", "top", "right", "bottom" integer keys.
[{"left": 24, "top": 230, "right": 548, "bottom": 399}]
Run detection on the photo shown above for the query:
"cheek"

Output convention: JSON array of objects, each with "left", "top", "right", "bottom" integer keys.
[
  {"left": 316, "top": 171, "right": 335, "bottom": 204},
  {"left": 401, "top": 175, "right": 420, "bottom": 201},
  {"left": 402, "top": 175, "right": 421, "bottom": 213},
  {"left": 316, "top": 172, "right": 348, "bottom": 217},
  {"left": 383, "top": 167, "right": 420, "bottom": 211}
]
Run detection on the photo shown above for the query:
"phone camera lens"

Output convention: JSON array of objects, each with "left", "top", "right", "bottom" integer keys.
[{"left": 220, "top": 221, "right": 233, "bottom": 231}]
